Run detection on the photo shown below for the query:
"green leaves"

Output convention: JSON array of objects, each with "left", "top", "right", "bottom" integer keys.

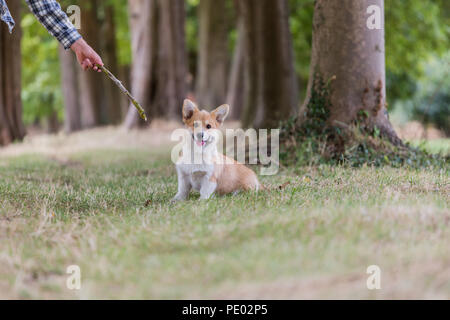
[
  {"left": 21, "top": 13, "right": 62, "bottom": 125},
  {"left": 385, "top": 0, "right": 449, "bottom": 104}
]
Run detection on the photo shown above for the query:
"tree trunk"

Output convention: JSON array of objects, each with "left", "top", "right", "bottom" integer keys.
[
  {"left": 124, "top": 0, "right": 156, "bottom": 128},
  {"left": 124, "top": 0, "right": 188, "bottom": 128},
  {"left": 59, "top": 46, "right": 81, "bottom": 133},
  {"left": 153, "top": 0, "right": 188, "bottom": 119},
  {"left": 195, "top": 0, "right": 230, "bottom": 109},
  {"left": 301, "top": 0, "right": 401, "bottom": 144},
  {"left": 78, "top": 0, "right": 104, "bottom": 128},
  {"left": 239, "top": 0, "right": 298, "bottom": 129},
  {"left": 47, "top": 108, "right": 60, "bottom": 133},
  {"left": 0, "top": 1, "right": 25, "bottom": 145},
  {"left": 119, "top": 64, "right": 131, "bottom": 119},
  {"left": 101, "top": 3, "right": 122, "bottom": 124},
  {"left": 226, "top": 15, "right": 245, "bottom": 120}
]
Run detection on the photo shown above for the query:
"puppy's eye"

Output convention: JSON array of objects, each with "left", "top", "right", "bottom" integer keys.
[{"left": 206, "top": 124, "right": 212, "bottom": 129}]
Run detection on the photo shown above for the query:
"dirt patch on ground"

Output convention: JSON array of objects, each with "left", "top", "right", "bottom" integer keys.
[
  {"left": 207, "top": 260, "right": 450, "bottom": 299},
  {"left": 0, "top": 119, "right": 243, "bottom": 159},
  {"left": 395, "top": 121, "right": 445, "bottom": 141}
]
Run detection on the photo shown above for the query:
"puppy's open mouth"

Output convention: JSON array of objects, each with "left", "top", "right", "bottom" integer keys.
[{"left": 192, "top": 134, "right": 212, "bottom": 147}]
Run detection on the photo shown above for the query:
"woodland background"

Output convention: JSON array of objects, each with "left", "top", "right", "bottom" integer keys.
[{"left": 0, "top": 0, "right": 448, "bottom": 142}]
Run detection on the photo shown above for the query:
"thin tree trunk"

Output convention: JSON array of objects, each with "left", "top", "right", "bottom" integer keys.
[
  {"left": 101, "top": 3, "right": 122, "bottom": 124},
  {"left": 47, "top": 107, "right": 60, "bottom": 133},
  {"left": 195, "top": 0, "right": 229, "bottom": 109},
  {"left": 125, "top": 0, "right": 188, "bottom": 127},
  {"left": 301, "top": 0, "right": 401, "bottom": 144},
  {"left": 153, "top": 0, "right": 188, "bottom": 119},
  {"left": 227, "top": 16, "right": 245, "bottom": 120},
  {"left": 124, "top": 0, "right": 156, "bottom": 129},
  {"left": 119, "top": 64, "right": 131, "bottom": 118},
  {"left": 0, "top": 1, "right": 25, "bottom": 145},
  {"left": 239, "top": 0, "right": 298, "bottom": 129},
  {"left": 78, "top": 0, "right": 104, "bottom": 128},
  {"left": 59, "top": 46, "right": 81, "bottom": 133}
]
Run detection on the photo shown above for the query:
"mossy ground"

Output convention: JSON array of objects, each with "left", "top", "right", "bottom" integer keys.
[{"left": 280, "top": 77, "right": 449, "bottom": 169}]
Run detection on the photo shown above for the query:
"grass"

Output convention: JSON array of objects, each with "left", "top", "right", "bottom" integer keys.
[
  {"left": 0, "top": 128, "right": 449, "bottom": 299},
  {"left": 408, "top": 139, "right": 450, "bottom": 155}
]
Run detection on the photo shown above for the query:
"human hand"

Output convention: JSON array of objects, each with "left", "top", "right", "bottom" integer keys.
[{"left": 70, "top": 38, "right": 103, "bottom": 72}]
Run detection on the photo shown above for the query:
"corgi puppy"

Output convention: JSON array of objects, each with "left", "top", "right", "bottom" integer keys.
[{"left": 173, "top": 99, "right": 259, "bottom": 201}]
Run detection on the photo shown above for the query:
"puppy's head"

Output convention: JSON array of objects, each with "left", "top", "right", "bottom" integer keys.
[{"left": 182, "top": 99, "right": 229, "bottom": 148}]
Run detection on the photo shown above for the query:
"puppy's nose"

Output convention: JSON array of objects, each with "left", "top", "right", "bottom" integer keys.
[{"left": 196, "top": 132, "right": 204, "bottom": 140}]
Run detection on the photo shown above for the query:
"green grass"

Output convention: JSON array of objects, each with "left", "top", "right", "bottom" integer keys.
[
  {"left": 409, "top": 139, "right": 450, "bottom": 155},
  {"left": 0, "top": 146, "right": 449, "bottom": 299}
]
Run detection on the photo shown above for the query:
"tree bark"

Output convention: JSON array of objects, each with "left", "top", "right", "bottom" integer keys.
[
  {"left": 119, "top": 64, "right": 131, "bottom": 118},
  {"left": 226, "top": 16, "right": 245, "bottom": 120},
  {"left": 59, "top": 46, "right": 81, "bottom": 133},
  {"left": 101, "top": 3, "right": 122, "bottom": 124},
  {"left": 153, "top": 0, "right": 188, "bottom": 119},
  {"left": 0, "top": 1, "right": 25, "bottom": 145},
  {"left": 195, "top": 0, "right": 230, "bottom": 109},
  {"left": 239, "top": 0, "right": 298, "bottom": 129},
  {"left": 301, "top": 0, "right": 401, "bottom": 144},
  {"left": 125, "top": 0, "right": 188, "bottom": 128},
  {"left": 124, "top": 0, "right": 156, "bottom": 128},
  {"left": 78, "top": 0, "right": 104, "bottom": 128}
]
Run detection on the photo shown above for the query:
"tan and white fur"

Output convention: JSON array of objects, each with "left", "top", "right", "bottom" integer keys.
[{"left": 173, "top": 99, "right": 259, "bottom": 201}]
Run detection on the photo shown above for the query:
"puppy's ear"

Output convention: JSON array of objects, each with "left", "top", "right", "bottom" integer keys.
[
  {"left": 211, "top": 104, "right": 230, "bottom": 125},
  {"left": 183, "top": 99, "right": 198, "bottom": 122}
]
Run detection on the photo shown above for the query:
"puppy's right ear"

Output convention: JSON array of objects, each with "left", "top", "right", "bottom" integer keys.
[{"left": 183, "top": 99, "right": 198, "bottom": 122}]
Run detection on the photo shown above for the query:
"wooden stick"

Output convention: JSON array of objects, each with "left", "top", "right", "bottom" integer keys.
[{"left": 96, "top": 64, "right": 148, "bottom": 122}]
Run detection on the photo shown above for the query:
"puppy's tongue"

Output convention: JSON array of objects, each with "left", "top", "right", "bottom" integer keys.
[{"left": 196, "top": 141, "right": 206, "bottom": 147}]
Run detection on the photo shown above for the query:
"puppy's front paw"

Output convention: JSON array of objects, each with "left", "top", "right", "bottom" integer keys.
[
  {"left": 171, "top": 194, "right": 186, "bottom": 203},
  {"left": 199, "top": 193, "right": 215, "bottom": 200}
]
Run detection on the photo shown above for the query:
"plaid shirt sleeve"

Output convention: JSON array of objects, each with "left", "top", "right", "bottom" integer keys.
[
  {"left": 0, "top": 0, "right": 15, "bottom": 33},
  {"left": 25, "top": 0, "right": 82, "bottom": 49}
]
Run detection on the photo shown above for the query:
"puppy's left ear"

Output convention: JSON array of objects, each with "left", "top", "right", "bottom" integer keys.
[
  {"left": 183, "top": 99, "right": 198, "bottom": 122},
  {"left": 212, "top": 104, "right": 230, "bottom": 125}
]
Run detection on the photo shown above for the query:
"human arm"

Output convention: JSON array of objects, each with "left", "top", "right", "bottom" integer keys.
[{"left": 26, "top": 0, "right": 102, "bottom": 71}]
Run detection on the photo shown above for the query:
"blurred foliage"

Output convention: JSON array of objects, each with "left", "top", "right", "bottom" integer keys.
[
  {"left": 21, "top": 0, "right": 131, "bottom": 126},
  {"left": 186, "top": 0, "right": 200, "bottom": 54},
  {"left": 20, "top": 0, "right": 449, "bottom": 129},
  {"left": 111, "top": 0, "right": 131, "bottom": 66},
  {"left": 186, "top": 0, "right": 200, "bottom": 76},
  {"left": 394, "top": 54, "right": 450, "bottom": 136},
  {"left": 21, "top": 13, "right": 62, "bottom": 125},
  {"left": 385, "top": 0, "right": 449, "bottom": 104},
  {"left": 289, "top": 0, "right": 314, "bottom": 84},
  {"left": 385, "top": 0, "right": 448, "bottom": 78}
]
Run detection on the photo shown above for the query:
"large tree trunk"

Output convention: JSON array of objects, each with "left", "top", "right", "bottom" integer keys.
[
  {"left": 226, "top": 15, "right": 245, "bottom": 120},
  {"left": 195, "top": 0, "right": 230, "bottom": 109},
  {"left": 239, "top": 0, "right": 298, "bottom": 129},
  {"left": 59, "top": 46, "right": 81, "bottom": 133},
  {"left": 301, "top": 0, "right": 401, "bottom": 144},
  {"left": 0, "top": 1, "right": 25, "bottom": 145},
  {"left": 125, "top": 0, "right": 188, "bottom": 128},
  {"left": 78, "top": 0, "right": 104, "bottom": 128},
  {"left": 101, "top": 3, "right": 122, "bottom": 124}
]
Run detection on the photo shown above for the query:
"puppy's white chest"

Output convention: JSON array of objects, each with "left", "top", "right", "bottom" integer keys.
[
  {"left": 176, "top": 160, "right": 214, "bottom": 192},
  {"left": 190, "top": 170, "right": 207, "bottom": 191},
  {"left": 178, "top": 162, "right": 214, "bottom": 174}
]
